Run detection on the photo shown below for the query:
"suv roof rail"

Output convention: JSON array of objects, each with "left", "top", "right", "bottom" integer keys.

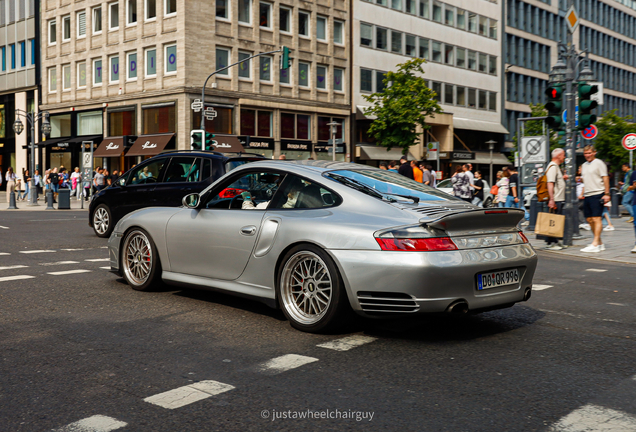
[{"left": 158, "top": 149, "right": 226, "bottom": 156}]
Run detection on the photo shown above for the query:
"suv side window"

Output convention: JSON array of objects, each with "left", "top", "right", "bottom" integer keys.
[
  {"left": 164, "top": 157, "right": 201, "bottom": 183},
  {"left": 127, "top": 158, "right": 167, "bottom": 185}
]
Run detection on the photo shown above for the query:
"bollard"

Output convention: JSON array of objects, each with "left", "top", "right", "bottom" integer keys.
[
  {"left": 57, "top": 188, "right": 71, "bottom": 210},
  {"left": 527, "top": 195, "right": 540, "bottom": 231},
  {"left": 8, "top": 190, "right": 18, "bottom": 209},
  {"left": 46, "top": 190, "right": 55, "bottom": 210},
  {"left": 610, "top": 188, "right": 621, "bottom": 218}
]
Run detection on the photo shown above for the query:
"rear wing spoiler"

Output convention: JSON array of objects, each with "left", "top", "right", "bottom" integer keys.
[{"left": 424, "top": 209, "right": 525, "bottom": 236}]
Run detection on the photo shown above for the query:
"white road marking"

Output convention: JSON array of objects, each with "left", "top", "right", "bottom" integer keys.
[
  {"left": 47, "top": 270, "right": 92, "bottom": 276},
  {"left": 19, "top": 250, "right": 55, "bottom": 254},
  {"left": 85, "top": 258, "right": 110, "bottom": 262},
  {"left": 29, "top": 218, "right": 80, "bottom": 222},
  {"left": 0, "top": 265, "right": 28, "bottom": 271},
  {"left": 607, "top": 303, "right": 627, "bottom": 307},
  {"left": 0, "top": 253, "right": 10, "bottom": 256},
  {"left": 100, "top": 267, "right": 111, "bottom": 270},
  {"left": 317, "top": 335, "right": 378, "bottom": 351},
  {"left": 61, "top": 248, "right": 84, "bottom": 251},
  {"left": 100, "top": 246, "right": 108, "bottom": 249},
  {"left": 40, "top": 261, "right": 80, "bottom": 266},
  {"left": 0, "top": 275, "right": 35, "bottom": 282},
  {"left": 533, "top": 284, "right": 554, "bottom": 290},
  {"left": 258, "top": 354, "right": 319, "bottom": 375},
  {"left": 51, "top": 415, "right": 127, "bottom": 432},
  {"left": 586, "top": 269, "right": 608, "bottom": 272},
  {"left": 0, "top": 225, "right": 9, "bottom": 229},
  {"left": 549, "top": 404, "right": 636, "bottom": 431},
  {"left": 144, "top": 380, "right": 235, "bottom": 409}
]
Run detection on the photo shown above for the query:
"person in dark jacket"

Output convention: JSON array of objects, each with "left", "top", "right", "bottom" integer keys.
[{"left": 397, "top": 156, "right": 414, "bottom": 180}]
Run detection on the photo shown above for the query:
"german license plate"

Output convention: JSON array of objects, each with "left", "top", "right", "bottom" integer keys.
[{"left": 477, "top": 269, "right": 519, "bottom": 290}]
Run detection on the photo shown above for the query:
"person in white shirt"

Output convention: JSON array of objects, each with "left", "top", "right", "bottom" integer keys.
[{"left": 579, "top": 145, "right": 610, "bottom": 253}]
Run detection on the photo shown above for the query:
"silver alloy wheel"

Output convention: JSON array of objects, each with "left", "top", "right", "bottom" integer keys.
[
  {"left": 280, "top": 251, "right": 333, "bottom": 325},
  {"left": 123, "top": 230, "right": 153, "bottom": 286},
  {"left": 94, "top": 207, "right": 110, "bottom": 235}
]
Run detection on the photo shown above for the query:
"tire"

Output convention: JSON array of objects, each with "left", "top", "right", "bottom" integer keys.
[
  {"left": 277, "top": 244, "right": 351, "bottom": 333},
  {"left": 93, "top": 204, "right": 113, "bottom": 238},
  {"left": 121, "top": 228, "right": 163, "bottom": 292}
]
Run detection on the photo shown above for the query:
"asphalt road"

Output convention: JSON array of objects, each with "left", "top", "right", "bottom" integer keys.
[{"left": 0, "top": 211, "right": 635, "bottom": 432}]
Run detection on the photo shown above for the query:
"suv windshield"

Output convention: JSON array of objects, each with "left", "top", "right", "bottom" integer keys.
[{"left": 325, "top": 169, "right": 454, "bottom": 202}]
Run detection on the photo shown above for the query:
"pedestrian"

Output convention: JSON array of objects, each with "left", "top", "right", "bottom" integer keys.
[
  {"left": 472, "top": 171, "right": 485, "bottom": 207},
  {"left": 5, "top": 167, "right": 17, "bottom": 202},
  {"left": 625, "top": 168, "right": 636, "bottom": 253},
  {"left": 388, "top": 161, "right": 399, "bottom": 172},
  {"left": 49, "top": 167, "right": 60, "bottom": 202},
  {"left": 379, "top": 162, "right": 388, "bottom": 170},
  {"left": 411, "top": 160, "right": 423, "bottom": 183},
  {"left": 506, "top": 166, "right": 520, "bottom": 208},
  {"left": 33, "top": 169, "right": 42, "bottom": 199},
  {"left": 451, "top": 165, "right": 472, "bottom": 202},
  {"left": 58, "top": 168, "right": 69, "bottom": 189},
  {"left": 544, "top": 148, "right": 567, "bottom": 250},
  {"left": 465, "top": 163, "right": 475, "bottom": 186},
  {"left": 278, "top": 154, "right": 287, "bottom": 160},
  {"left": 496, "top": 170, "right": 510, "bottom": 207},
  {"left": 398, "top": 156, "right": 414, "bottom": 179},
  {"left": 602, "top": 201, "right": 615, "bottom": 231},
  {"left": 427, "top": 165, "right": 437, "bottom": 188},
  {"left": 619, "top": 163, "right": 634, "bottom": 223},
  {"left": 580, "top": 145, "right": 610, "bottom": 253},
  {"left": 421, "top": 164, "right": 432, "bottom": 186},
  {"left": 0, "top": 167, "right": 3, "bottom": 188},
  {"left": 19, "top": 169, "right": 31, "bottom": 201},
  {"left": 71, "top": 167, "right": 82, "bottom": 200},
  {"left": 93, "top": 168, "right": 106, "bottom": 192}
]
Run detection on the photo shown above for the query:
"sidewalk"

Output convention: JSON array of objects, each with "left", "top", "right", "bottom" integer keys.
[
  {"left": 526, "top": 220, "right": 636, "bottom": 264},
  {"left": 0, "top": 191, "right": 89, "bottom": 211}
]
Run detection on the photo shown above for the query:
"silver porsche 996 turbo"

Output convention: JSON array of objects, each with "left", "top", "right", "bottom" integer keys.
[{"left": 108, "top": 160, "right": 538, "bottom": 333}]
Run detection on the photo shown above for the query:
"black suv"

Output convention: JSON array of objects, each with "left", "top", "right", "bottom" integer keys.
[{"left": 89, "top": 151, "right": 265, "bottom": 237}]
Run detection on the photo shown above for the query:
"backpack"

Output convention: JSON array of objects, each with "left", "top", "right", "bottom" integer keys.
[
  {"left": 49, "top": 172, "right": 59, "bottom": 185},
  {"left": 536, "top": 163, "right": 557, "bottom": 202}
]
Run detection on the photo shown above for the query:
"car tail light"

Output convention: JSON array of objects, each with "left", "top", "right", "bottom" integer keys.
[
  {"left": 485, "top": 210, "right": 508, "bottom": 214},
  {"left": 376, "top": 237, "right": 458, "bottom": 252},
  {"left": 518, "top": 231, "right": 529, "bottom": 243},
  {"left": 218, "top": 188, "right": 246, "bottom": 199}
]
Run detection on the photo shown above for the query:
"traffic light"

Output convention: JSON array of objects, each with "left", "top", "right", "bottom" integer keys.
[
  {"left": 578, "top": 83, "right": 598, "bottom": 129},
  {"left": 191, "top": 129, "right": 204, "bottom": 150},
  {"left": 545, "top": 84, "right": 564, "bottom": 129},
  {"left": 204, "top": 132, "right": 216, "bottom": 150},
  {"left": 280, "top": 46, "right": 291, "bottom": 70}
]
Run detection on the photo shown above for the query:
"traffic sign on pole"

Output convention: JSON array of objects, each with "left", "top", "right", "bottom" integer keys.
[
  {"left": 191, "top": 99, "right": 203, "bottom": 112},
  {"left": 622, "top": 133, "right": 636, "bottom": 151},
  {"left": 566, "top": 6, "right": 579, "bottom": 33},
  {"left": 580, "top": 125, "right": 598, "bottom": 140}
]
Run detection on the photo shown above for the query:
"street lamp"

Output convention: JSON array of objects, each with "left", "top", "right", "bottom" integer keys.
[
  {"left": 13, "top": 110, "right": 51, "bottom": 206},
  {"left": 486, "top": 140, "right": 497, "bottom": 187},
  {"left": 326, "top": 120, "right": 340, "bottom": 162}
]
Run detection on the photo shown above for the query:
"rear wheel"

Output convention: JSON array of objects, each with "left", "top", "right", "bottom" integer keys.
[
  {"left": 121, "top": 228, "right": 162, "bottom": 291},
  {"left": 277, "top": 245, "right": 350, "bottom": 333},
  {"left": 93, "top": 204, "right": 113, "bottom": 238}
]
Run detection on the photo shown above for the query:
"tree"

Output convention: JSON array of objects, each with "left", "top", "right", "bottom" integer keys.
[
  {"left": 595, "top": 109, "right": 636, "bottom": 172},
  {"left": 363, "top": 58, "right": 442, "bottom": 155}
]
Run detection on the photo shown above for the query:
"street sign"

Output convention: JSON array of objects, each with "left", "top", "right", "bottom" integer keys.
[
  {"left": 575, "top": 106, "right": 579, "bottom": 128},
  {"left": 426, "top": 142, "right": 439, "bottom": 161},
  {"left": 327, "top": 138, "right": 344, "bottom": 145},
  {"left": 581, "top": 125, "right": 598, "bottom": 140},
  {"left": 622, "top": 133, "right": 636, "bottom": 151},
  {"left": 520, "top": 136, "right": 547, "bottom": 164},
  {"left": 562, "top": 109, "right": 567, "bottom": 124},
  {"left": 204, "top": 107, "right": 218, "bottom": 121},
  {"left": 566, "top": 6, "right": 579, "bottom": 33},
  {"left": 191, "top": 99, "right": 203, "bottom": 112}
]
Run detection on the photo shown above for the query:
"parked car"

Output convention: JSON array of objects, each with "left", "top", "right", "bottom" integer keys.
[
  {"left": 436, "top": 178, "right": 494, "bottom": 207},
  {"left": 108, "top": 161, "right": 538, "bottom": 333},
  {"left": 89, "top": 151, "right": 265, "bottom": 238}
]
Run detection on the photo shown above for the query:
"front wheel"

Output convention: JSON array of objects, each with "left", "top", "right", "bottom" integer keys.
[
  {"left": 93, "top": 204, "right": 113, "bottom": 238},
  {"left": 121, "top": 228, "right": 162, "bottom": 291},
  {"left": 277, "top": 245, "right": 350, "bottom": 333}
]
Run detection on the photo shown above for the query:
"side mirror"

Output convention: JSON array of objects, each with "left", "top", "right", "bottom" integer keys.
[{"left": 182, "top": 193, "right": 201, "bottom": 209}]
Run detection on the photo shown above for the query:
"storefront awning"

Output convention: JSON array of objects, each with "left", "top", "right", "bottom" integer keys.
[
  {"left": 210, "top": 134, "right": 244, "bottom": 153},
  {"left": 453, "top": 118, "right": 509, "bottom": 134},
  {"left": 452, "top": 151, "right": 511, "bottom": 165},
  {"left": 38, "top": 135, "right": 103, "bottom": 147},
  {"left": 357, "top": 145, "right": 415, "bottom": 161},
  {"left": 356, "top": 105, "right": 376, "bottom": 120},
  {"left": 94, "top": 137, "right": 126, "bottom": 157},
  {"left": 126, "top": 133, "right": 174, "bottom": 156}
]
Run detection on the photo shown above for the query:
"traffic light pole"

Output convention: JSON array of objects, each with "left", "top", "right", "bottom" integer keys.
[{"left": 563, "top": 42, "right": 577, "bottom": 247}]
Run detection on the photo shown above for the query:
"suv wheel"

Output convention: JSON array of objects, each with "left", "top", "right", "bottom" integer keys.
[{"left": 93, "top": 204, "right": 113, "bottom": 238}]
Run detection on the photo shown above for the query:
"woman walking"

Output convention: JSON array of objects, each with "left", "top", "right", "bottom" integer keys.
[
  {"left": 451, "top": 165, "right": 472, "bottom": 202},
  {"left": 71, "top": 167, "right": 82, "bottom": 200},
  {"left": 19, "top": 169, "right": 31, "bottom": 201},
  {"left": 496, "top": 170, "right": 510, "bottom": 207},
  {"left": 5, "top": 167, "right": 17, "bottom": 203}
]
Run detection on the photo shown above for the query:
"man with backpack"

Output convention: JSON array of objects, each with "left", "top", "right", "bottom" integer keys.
[{"left": 542, "top": 148, "right": 567, "bottom": 250}]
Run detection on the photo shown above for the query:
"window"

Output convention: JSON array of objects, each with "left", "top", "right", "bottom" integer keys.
[
  {"left": 376, "top": 71, "right": 386, "bottom": 92},
  {"left": 78, "top": 111, "right": 103, "bottom": 135},
  {"left": 128, "top": 159, "right": 167, "bottom": 185},
  {"left": 467, "top": 50, "right": 476, "bottom": 70},
  {"left": 318, "top": 117, "right": 344, "bottom": 141},
  {"left": 298, "top": 62, "right": 309, "bottom": 87},
  {"left": 93, "top": 59, "right": 103, "bottom": 85},
  {"left": 62, "top": 15, "right": 71, "bottom": 41},
  {"left": 127, "top": 52, "right": 138, "bottom": 80},
  {"left": 432, "top": 82, "right": 441, "bottom": 101},
  {"left": 317, "top": 16, "right": 326, "bottom": 40},
  {"left": 317, "top": 65, "right": 327, "bottom": 90},
  {"left": 478, "top": 52, "right": 487, "bottom": 72},
  {"left": 419, "top": 37, "right": 429, "bottom": 59},
  {"left": 49, "top": 67, "right": 57, "bottom": 92},
  {"left": 444, "top": 84, "right": 454, "bottom": 105},
  {"left": 165, "top": 44, "right": 177, "bottom": 74},
  {"left": 432, "top": 41, "right": 441, "bottom": 62},
  {"left": 93, "top": 7, "right": 102, "bottom": 33},
  {"left": 468, "top": 12, "right": 477, "bottom": 33},
  {"left": 281, "top": 113, "right": 310, "bottom": 139},
  {"left": 143, "top": 105, "right": 176, "bottom": 133},
  {"left": 145, "top": 48, "right": 156, "bottom": 77},
  {"left": 376, "top": 0, "right": 387, "bottom": 5},
  {"left": 165, "top": 0, "right": 176, "bottom": 15},
  {"left": 489, "top": 92, "right": 496, "bottom": 111},
  {"left": 63, "top": 64, "right": 71, "bottom": 90},
  {"left": 445, "top": 6, "right": 454, "bottom": 26},
  {"left": 9, "top": 44, "right": 15, "bottom": 69},
  {"left": 489, "top": 56, "right": 497, "bottom": 75},
  {"left": 163, "top": 157, "right": 201, "bottom": 183},
  {"left": 280, "top": 68, "right": 290, "bottom": 85},
  {"left": 456, "top": 48, "right": 465, "bottom": 68},
  {"left": 77, "top": 62, "right": 87, "bottom": 88},
  {"left": 77, "top": 11, "right": 86, "bottom": 37},
  {"left": 479, "top": 16, "right": 487, "bottom": 36},
  {"left": 238, "top": 52, "right": 251, "bottom": 79},
  {"left": 457, "top": 87, "right": 466, "bottom": 106},
  {"left": 280, "top": 7, "right": 290, "bottom": 32},
  {"left": 334, "top": 68, "right": 344, "bottom": 92},
  {"left": 110, "top": 56, "right": 119, "bottom": 82},
  {"left": 216, "top": 48, "right": 229, "bottom": 75},
  {"left": 406, "top": 0, "right": 416, "bottom": 14},
  {"left": 432, "top": 1, "right": 442, "bottom": 22},
  {"left": 456, "top": 9, "right": 465, "bottom": 29},
  {"left": 30, "top": 39, "right": 35, "bottom": 65},
  {"left": 468, "top": 88, "right": 476, "bottom": 108},
  {"left": 260, "top": 56, "right": 272, "bottom": 81},
  {"left": 391, "top": 31, "right": 403, "bottom": 54},
  {"left": 216, "top": 0, "right": 228, "bottom": 19},
  {"left": 299, "top": 11, "right": 309, "bottom": 36},
  {"left": 406, "top": 34, "right": 416, "bottom": 56},
  {"left": 50, "top": 114, "right": 72, "bottom": 137},
  {"left": 109, "top": 109, "right": 136, "bottom": 136},
  {"left": 445, "top": 44, "right": 454, "bottom": 65},
  {"left": 361, "top": 23, "right": 373, "bottom": 47},
  {"left": 109, "top": 3, "right": 119, "bottom": 29},
  {"left": 259, "top": 3, "right": 271, "bottom": 28},
  {"left": 127, "top": 0, "right": 137, "bottom": 25},
  {"left": 478, "top": 90, "right": 487, "bottom": 109},
  {"left": 391, "top": 0, "right": 402, "bottom": 10},
  {"left": 240, "top": 109, "right": 272, "bottom": 137},
  {"left": 49, "top": 20, "right": 56, "bottom": 44},
  {"left": 334, "top": 20, "right": 344, "bottom": 44},
  {"left": 19, "top": 41, "right": 25, "bottom": 67},
  {"left": 361, "top": 68, "right": 372, "bottom": 92},
  {"left": 489, "top": 19, "right": 497, "bottom": 39},
  {"left": 376, "top": 27, "right": 387, "bottom": 50},
  {"left": 206, "top": 171, "right": 284, "bottom": 210},
  {"left": 146, "top": 0, "right": 156, "bottom": 20},
  {"left": 1, "top": 47, "right": 5, "bottom": 72},
  {"left": 238, "top": 0, "right": 251, "bottom": 24},
  {"left": 419, "top": 0, "right": 429, "bottom": 19}
]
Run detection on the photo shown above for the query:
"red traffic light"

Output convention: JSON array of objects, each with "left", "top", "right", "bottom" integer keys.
[{"left": 551, "top": 89, "right": 557, "bottom": 98}]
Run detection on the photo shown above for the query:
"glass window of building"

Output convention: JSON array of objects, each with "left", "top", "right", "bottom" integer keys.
[
  {"left": 238, "top": 52, "right": 251, "bottom": 79},
  {"left": 444, "top": 84, "right": 454, "bottom": 105},
  {"left": 110, "top": 56, "right": 119, "bottom": 82},
  {"left": 468, "top": 12, "right": 477, "bottom": 33},
  {"left": 50, "top": 114, "right": 72, "bottom": 137},
  {"left": 489, "top": 56, "right": 496, "bottom": 75},
  {"left": 468, "top": 88, "right": 476, "bottom": 108},
  {"left": 216, "top": 0, "right": 228, "bottom": 19},
  {"left": 317, "top": 16, "right": 327, "bottom": 40},
  {"left": 193, "top": 106, "right": 232, "bottom": 134},
  {"left": 260, "top": 56, "right": 272, "bottom": 81},
  {"left": 146, "top": 0, "right": 156, "bottom": 20},
  {"left": 241, "top": 109, "right": 256, "bottom": 136},
  {"left": 299, "top": 62, "right": 309, "bottom": 87},
  {"left": 280, "top": 7, "right": 290, "bottom": 31},
  {"left": 165, "top": 44, "right": 177, "bottom": 74},
  {"left": 445, "top": 44, "right": 454, "bottom": 65},
  {"left": 299, "top": 11, "right": 310, "bottom": 36},
  {"left": 467, "top": 50, "right": 476, "bottom": 70},
  {"left": 334, "top": 20, "right": 344, "bottom": 44},
  {"left": 259, "top": 3, "right": 271, "bottom": 28},
  {"left": 49, "top": 67, "right": 57, "bottom": 92},
  {"left": 238, "top": 0, "right": 251, "bottom": 24},
  {"left": 93, "top": 7, "right": 102, "bottom": 33},
  {"left": 419, "top": 38, "right": 429, "bottom": 59},
  {"left": 93, "top": 59, "right": 102, "bottom": 85},
  {"left": 78, "top": 111, "right": 103, "bottom": 135},
  {"left": 456, "top": 9, "right": 465, "bottom": 30},
  {"left": 49, "top": 20, "right": 56, "bottom": 44},
  {"left": 109, "top": 109, "right": 136, "bottom": 136},
  {"left": 478, "top": 52, "right": 487, "bottom": 72},
  {"left": 432, "top": 1, "right": 442, "bottom": 22},
  {"left": 280, "top": 68, "right": 290, "bottom": 84},
  {"left": 317, "top": 65, "right": 327, "bottom": 89},
  {"left": 456, "top": 87, "right": 466, "bottom": 106},
  {"left": 456, "top": 48, "right": 465, "bottom": 68},
  {"left": 376, "top": 71, "right": 386, "bottom": 92},
  {"left": 127, "top": 0, "right": 137, "bottom": 25},
  {"left": 216, "top": 48, "right": 229, "bottom": 75},
  {"left": 489, "top": 92, "right": 496, "bottom": 111},
  {"left": 165, "top": 0, "right": 177, "bottom": 15},
  {"left": 406, "top": 0, "right": 415, "bottom": 14},
  {"left": 361, "top": 23, "right": 373, "bottom": 46},
  {"left": 391, "top": 31, "right": 403, "bottom": 53},
  {"left": 479, "top": 16, "right": 488, "bottom": 36},
  {"left": 361, "top": 68, "right": 372, "bottom": 92},
  {"left": 77, "top": 11, "right": 87, "bottom": 37},
  {"left": 63, "top": 15, "right": 71, "bottom": 41},
  {"left": 109, "top": 3, "right": 119, "bottom": 29},
  {"left": 281, "top": 113, "right": 311, "bottom": 139},
  {"left": 257, "top": 111, "right": 272, "bottom": 137},
  {"left": 63, "top": 64, "right": 71, "bottom": 90},
  {"left": 431, "top": 82, "right": 441, "bottom": 101},
  {"left": 376, "top": 0, "right": 387, "bottom": 6},
  {"left": 127, "top": 52, "right": 137, "bottom": 80},
  {"left": 376, "top": 27, "right": 387, "bottom": 50},
  {"left": 318, "top": 117, "right": 344, "bottom": 141},
  {"left": 419, "top": 0, "right": 429, "bottom": 19},
  {"left": 445, "top": 6, "right": 454, "bottom": 26},
  {"left": 241, "top": 110, "right": 272, "bottom": 137},
  {"left": 391, "top": 0, "right": 402, "bottom": 10},
  {"left": 405, "top": 34, "right": 416, "bottom": 56},
  {"left": 334, "top": 68, "right": 344, "bottom": 92},
  {"left": 143, "top": 105, "right": 176, "bottom": 134},
  {"left": 145, "top": 48, "right": 156, "bottom": 77},
  {"left": 297, "top": 115, "right": 310, "bottom": 140},
  {"left": 489, "top": 19, "right": 497, "bottom": 39},
  {"left": 478, "top": 90, "right": 487, "bottom": 109},
  {"left": 432, "top": 41, "right": 441, "bottom": 62},
  {"left": 77, "top": 62, "right": 87, "bottom": 88}
]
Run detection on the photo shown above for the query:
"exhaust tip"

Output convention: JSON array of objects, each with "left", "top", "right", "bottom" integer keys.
[
  {"left": 523, "top": 288, "right": 532, "bottom": 302},
  {"left": 447, "top": 300, "right": 469, "bottom": 314}
]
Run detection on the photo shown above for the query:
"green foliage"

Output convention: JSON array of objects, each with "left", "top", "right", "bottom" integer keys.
[
  {"left": 363, "top": 58, "right": 442, "bottom": 155},
  {"left": 595, "top": 109, "right": 636, "bottom": 171}
]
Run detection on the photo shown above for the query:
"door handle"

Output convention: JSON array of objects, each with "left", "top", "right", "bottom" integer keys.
[{"left": 240, "top": 226, "right": 257, "bottom": 236}]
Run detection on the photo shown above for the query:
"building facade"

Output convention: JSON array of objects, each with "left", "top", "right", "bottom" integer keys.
[
  {"left": 353, "top": 0, "right": 510, "bottom": 177},
  {"left": 0, "top": 0, "right": 39, "bottom": 187},
  {"left": 40, "top": 0, "right": 351, "bottom": 172}
]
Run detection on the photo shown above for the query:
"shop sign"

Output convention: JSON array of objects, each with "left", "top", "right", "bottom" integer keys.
[
  {"left": 281, "top": 140, "right": 312, "bottom": 151},
  {"left": 452, "top": 151, "right": 475, "bottom": 160},
  {"left": 240, "top": 136, "right": 275, "bottom": 150}
]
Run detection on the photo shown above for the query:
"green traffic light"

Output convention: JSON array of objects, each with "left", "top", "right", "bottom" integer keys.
[
  {"left": 190, "top": 129, "right": 204, "bottom": 150},
  {"left": 204, "top": 132, "right": 216, "bottom": 150},
  {"left": 577, "top": 83, "right": 599, "bottom": 130},
  {"left": 281, "top": 46, "right": 291, "bottom": 70}
]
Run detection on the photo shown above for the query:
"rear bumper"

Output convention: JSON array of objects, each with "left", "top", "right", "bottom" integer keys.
[{"left": 330, "top": 244, "right": 538, "bottom": 316}]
